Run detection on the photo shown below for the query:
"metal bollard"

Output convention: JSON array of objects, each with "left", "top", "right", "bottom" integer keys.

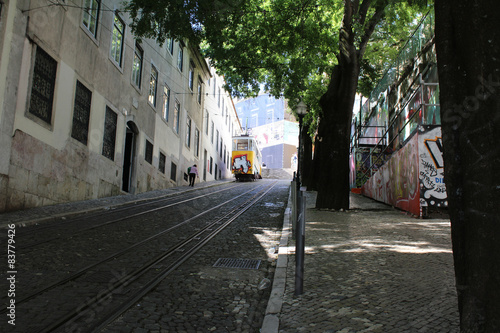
[{"left": 295, "top": 189, "right": 306, "bottom": 295}]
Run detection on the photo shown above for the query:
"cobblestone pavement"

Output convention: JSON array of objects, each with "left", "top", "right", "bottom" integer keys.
[
  {"left": 0, "top": 180, "right": 233, "bottom": 228},
  {"left": 263, "top": 191, "right": 460, "bottom": 333}
]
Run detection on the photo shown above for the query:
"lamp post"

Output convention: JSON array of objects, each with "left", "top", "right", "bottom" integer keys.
[{"left": 295, "top": 100, "right": 307, "bottom": 296}]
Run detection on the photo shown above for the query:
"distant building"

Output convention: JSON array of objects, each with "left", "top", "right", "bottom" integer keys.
[
  {"left": 235, "top": 95, "right": 299, "bottom": 169},
  {"left": 0, "top": 0, "right": 240, "bottom": 212}
]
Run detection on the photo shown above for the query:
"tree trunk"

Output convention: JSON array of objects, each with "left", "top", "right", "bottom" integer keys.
[
  {"left": 434, "top": 1, "right": 500, "bottom": 331},
  {"left": 301, "top": 126, "right": 314, "bottom": 189},
  {"left": 315, "top": 62, "right": 359, "bottom": 209}
]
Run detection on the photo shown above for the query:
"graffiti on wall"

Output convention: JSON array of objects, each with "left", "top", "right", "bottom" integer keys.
[
  {"left": 361, "top": 134, "right": 421, "bottom": 216},
  {"left": 353, "top": 147, "right": 390, "bottom": 188},
  {"left": 418, "top": 125, "right": 447, "bottom": 208}
]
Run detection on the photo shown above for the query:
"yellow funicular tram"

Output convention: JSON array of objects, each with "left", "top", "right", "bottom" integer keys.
[{"left": 231, "top": 135, "right": 262, "bottom": 181}]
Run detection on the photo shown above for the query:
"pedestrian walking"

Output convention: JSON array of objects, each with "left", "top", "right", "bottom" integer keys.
[{"left": 188, "top": 164, "right": 198, "bottom": 187}]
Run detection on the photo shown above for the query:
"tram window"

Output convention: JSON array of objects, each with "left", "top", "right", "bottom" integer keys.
[{"left": 236, "top": 139, "right": 248, "bottom": 150}]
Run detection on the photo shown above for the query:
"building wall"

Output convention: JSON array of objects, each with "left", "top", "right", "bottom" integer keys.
[
  {"left": 0, "top": 0, "right": 239, "bottom": 212},
  {"left": 361, "top": 132, "right": 421, "bottom": 216}
]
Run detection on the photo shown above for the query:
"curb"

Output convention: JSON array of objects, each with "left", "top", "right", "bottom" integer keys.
[{"left": 261, "top": 188, "right": 293, "bottom": 332}]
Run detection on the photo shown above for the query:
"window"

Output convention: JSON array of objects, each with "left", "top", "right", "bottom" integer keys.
[
  {"left": 82, "top": 0, "right": 100, "bottom": 37},
  {"left": 210, "top": 121, "right": 214, "bottom": 143},
  {"left": 173, "top": 100, "right": 180, "bottom": 133},
  {"left": 205, "top": 110, "right": 209, "bottom": 135},
  {"left": 145, "top": 140, "right": 153, "bottom": 164},
  {"left": 188, "top": 63, "right": 194, "bottom": 91},
  {"left": 149, "top": 66, "right": 158, "bottom": 106},
  {"left": 166, "top": 38, "right": 174, "bottom": 55},
  {"left": 102, "top": 106, "right": 117, "bottom": 160},
  {"left": 194, "top": 128, "right": 200, "bottom": 157},
  {"left": 197, "top": 79, "right": 202, "bottom": 104},
  {"left": 222, "top": 98, "right": 224, "bottom": 113},
  {"left": 110, "top": 14, "right": 125, "bottom": 67},
  {"left": 170, "top": 162, "right": 177, "bottom": 181},
  {"left": 213, "top": 77, "right": 216, "bottom": 96},
  {"left": 163, "top": 86, "right": 170, "bottom": 121},
  {"left": 220, "top": 139, "right": 223, "bottom": 158},
  {"left": 215, "top": 130, "right": 219, "bottom": 152},
  {"left": 186, "top": 117, "right": 192, "bottom": 148},
  {"left": 132, "top": 43, "right": 143, "bottom": 88},
  {"left": 177, "top": 44, "right": 184, "bottom": 71},
  {"left": 209, "top": 156, "right": 213, "bottom": 174},
  {"left": 71, "top": 80, "right": 92, "bottom": 145},
  {"left": 218, "top": 87, "right": 221, "bottom": 107},
  {"left": 159, "top": 152, "right": 166, "bottom": 173},
  {"left": 29, "top": 47, "right": 57, "bottom": 125}
]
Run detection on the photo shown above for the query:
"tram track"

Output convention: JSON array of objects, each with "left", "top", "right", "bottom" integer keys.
[
  {"left": 12, "top": 183, "right": 240, "bottom": 252},
  {"left": 5, "top": 181, "right": 279, "bottom": 333},
  {"left": 0, "top": 183, "right": 269, "bottom": 313}
]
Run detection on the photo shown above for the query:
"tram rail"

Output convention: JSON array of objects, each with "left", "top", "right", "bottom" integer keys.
[
  {"left": 12, "top": 183, "right": 240, "bottom": 252},
  {"left": 2, "top": 181, "right": 279, "bottom": 333}
]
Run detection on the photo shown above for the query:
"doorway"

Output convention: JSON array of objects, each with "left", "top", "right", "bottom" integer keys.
[{"left": 122, "top": 122, "right": 138, "bottom": 192}]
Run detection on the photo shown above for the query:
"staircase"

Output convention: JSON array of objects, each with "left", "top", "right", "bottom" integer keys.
[{"left": 261, "top": 168, "right": 295, "bottom": 180}]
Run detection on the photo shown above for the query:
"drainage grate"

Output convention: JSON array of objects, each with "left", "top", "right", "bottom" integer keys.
[{"left": 213, "top": 258, "right": 261, "bottom": 270}]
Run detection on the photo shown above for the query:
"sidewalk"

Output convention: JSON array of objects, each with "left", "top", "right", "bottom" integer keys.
[{"left": 263, "top": 191, "right": 459, "bottom": 333}]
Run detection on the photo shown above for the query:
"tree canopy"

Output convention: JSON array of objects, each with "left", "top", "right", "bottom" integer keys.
[{"left": 126, "top": 0, "right": 426, "bottom": 125}]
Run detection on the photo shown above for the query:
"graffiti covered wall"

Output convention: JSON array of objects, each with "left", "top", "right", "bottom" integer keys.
[
  {"left": 361, "top": 127, "right": 448, "bottom": 217},
  {"left": 362, "top": 133, "right": 420, "bottom": 216},
  {"left": 419, "top": 125, "right": 447, "bottom": 211}
]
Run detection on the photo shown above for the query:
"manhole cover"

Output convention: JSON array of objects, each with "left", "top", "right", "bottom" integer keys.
[{"left": 213, "top": 258, "right": 261, "bottom": 270}]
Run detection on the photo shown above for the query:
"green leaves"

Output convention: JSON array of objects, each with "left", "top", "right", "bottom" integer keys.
[{"left": 126, "top": 0, "right": 429, "bottom": 128}]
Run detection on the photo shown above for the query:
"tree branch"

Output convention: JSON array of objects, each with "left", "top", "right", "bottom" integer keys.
[{"left": 357, "top": 4, "right": 386, "bottom": 60}]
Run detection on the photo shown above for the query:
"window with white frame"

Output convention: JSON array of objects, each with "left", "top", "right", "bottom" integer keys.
[
  {"left": 174, "top": 100, "right": 180, "bottom": 133},
  {"left": 149, "top": 65, "right": 158, "bottom": 107},
  {"left": 132, "top": 43, "right": 143, "bottom": 88},
  {"left": 186, "top": 117, "right": 192, "bottom": 148},
  {"left": 205, "top": 110, "right": 209, "bottom": 135},
  {"left": 82, "top": 0, "right": 100, "bottom": 37},
  {"left": 163, "top": 86, "right": 170, "bottom": 121},
  {"left": 177, "top": 44, "right": 184, "bottom": 71},
  {"left": 110, "top": 13, "right": 124, "bottom": 67},
  {"left": 166, "top": 38, "right": 174, "bottom": 55},
  {"left": 188, "top": 63, "right": 194, "bottom": 91},
  {"left": 215, "top": 130, "right": 219, "bottom": 152},
  {"left": 194, "top": 128, "right": 200, "bottom": 157},
  {"left": 210, "top": 121, "right": 214, "bottom": 143},
  {"left": 197, "top": 78, "right": 202, "bottom": 104}
]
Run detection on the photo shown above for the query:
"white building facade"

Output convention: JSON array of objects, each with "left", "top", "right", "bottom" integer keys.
[{"left": 0, "top": 0, "right": 240, "bottom": 212}]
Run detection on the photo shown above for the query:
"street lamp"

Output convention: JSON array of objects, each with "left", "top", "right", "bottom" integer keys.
[{"left": 295, "top": 100, "right": 307, "bottom": 296}]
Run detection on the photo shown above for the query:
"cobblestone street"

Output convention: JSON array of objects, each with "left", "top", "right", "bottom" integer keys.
[{"left": 266, "top": 191, "right": 460, "bottom": 333}]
